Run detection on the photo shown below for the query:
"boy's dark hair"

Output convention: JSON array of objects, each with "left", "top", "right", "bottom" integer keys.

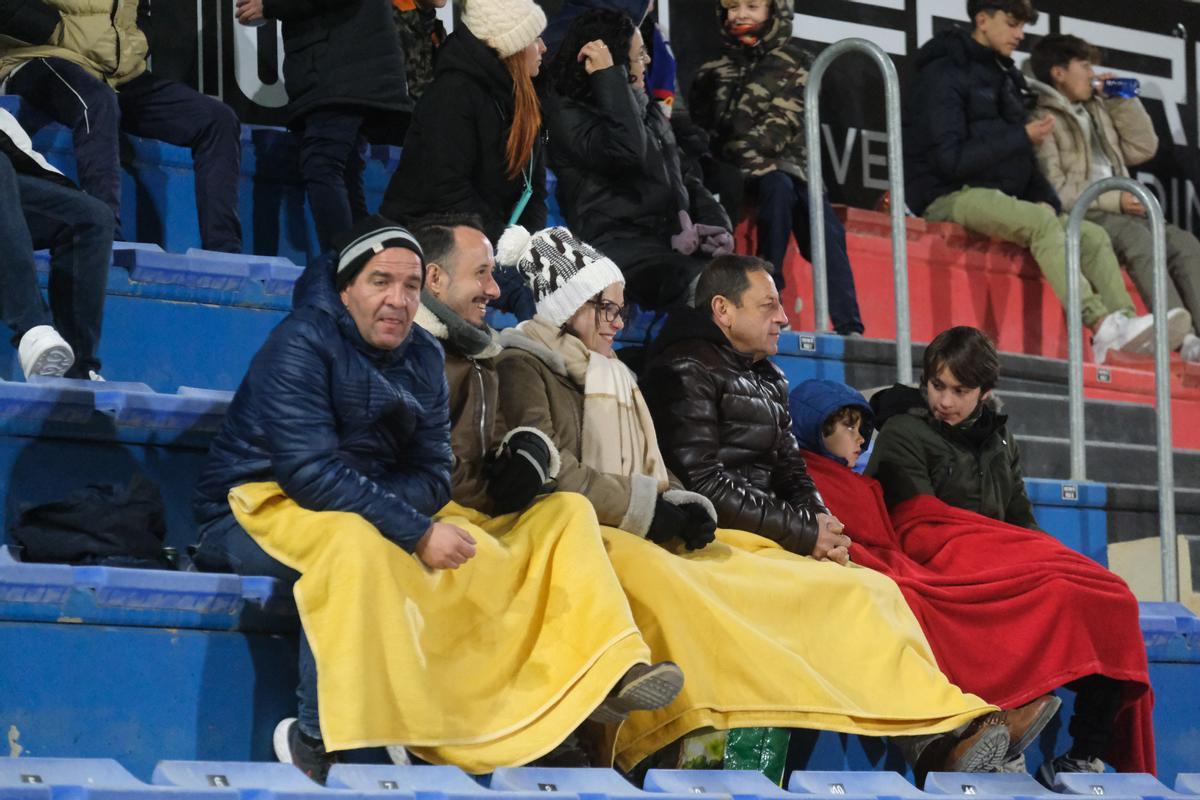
[
  {"left": 820, "top": 405, "right": 863, "bottom": 438},
  {"left": 1029, "top": 34, "right": 1101, "bottom": 86},
  {"left": 694, "top": 254, "right": 774, "bottom": 311},
  {"left": 967, "top": 0, "right": 1038, "bottom": 25},
  {"left": 410, "top": 213, "right": 487, "bottom": 270},
  {"left": 545, "top": 9, "right": 637, "bottom": 103},
  {"left": 922, "top": 326, "right": 1001, "bottom": 392}
]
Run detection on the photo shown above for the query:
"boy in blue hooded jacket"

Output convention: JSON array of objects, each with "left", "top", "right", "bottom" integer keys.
[{"left": 789, "top": 378, "right": 874, "bottom": 473}]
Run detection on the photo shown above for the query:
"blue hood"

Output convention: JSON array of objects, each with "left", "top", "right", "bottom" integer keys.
[
  {"left": 788, "top": 379, "right": 875, "bottom": 465},
  {"left": 543, "top": 0, "right": 652, "bottom": 59}
]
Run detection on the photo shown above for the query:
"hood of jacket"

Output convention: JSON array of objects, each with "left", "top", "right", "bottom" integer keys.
[
  {"left": 498, "top": 326, "right": 569, "bottom": 378},
  {"left": 914, "top": 26, "right": 1013, "bottom": 74},
  {"left": 715, "top": 0, "right": 795, "bottom": 55},
  {"left": 1021, "top": 62, "right": 1075, "bottom": 115},
  {"left": 870, "top": 382, "right": 1006, "bottom": 445},
  {"left": 788, "top": 379, "right": 875, "bottom": 463},
  {"left": 436, "top": 22, "right": 515, "bottom": 102},
  {"left": 544, "top": 0, "right": 652, "bottom": 58},
  {"left": 291, "top": 253, "right": 415, "bottom": 369}
]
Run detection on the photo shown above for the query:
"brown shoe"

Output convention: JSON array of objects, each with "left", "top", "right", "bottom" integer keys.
[
  {"left": 997, "top": 695, "right": 1061, "bottom": 760},
  {"left": 587, "top": 661, "right": 684, "bottom": 724},
  {"left": 914, "top": 720, "right": 1010, "bottom": 780}
]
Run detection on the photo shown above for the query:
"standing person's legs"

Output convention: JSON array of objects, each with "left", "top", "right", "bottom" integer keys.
[
  {"left": 20, "top": 172, "right": 113, "bottom": 378},
  {"left": 5, "top": 58, "right": 123, "bottom": 234},
  {"left": 753, "top": 171, "right": 795, "bottom": 292},
  {"left": 296, "top": 108, "right": 368, "bottom": 253},
  {"left": 789, "top": 176, "right": 864, "bottom": 335},
  {"left": 193, "top": 515, "right": 320, "bottom": 741},
  {"left": 0, "top": 153, "right": 57, "bottom": 348},
  {"left": 924, "top": 188, "right": 1113, "bottom": 328},
  {"left": 115, "top": 72, "right": 243, "bottom": 252}
]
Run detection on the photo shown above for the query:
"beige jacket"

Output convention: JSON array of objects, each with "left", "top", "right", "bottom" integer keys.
[
  {"left": 0, "top": 0, "right": 148, "bottom": 87},
  {"left": 1023, "top": 64, "right": 1158, "bottom": 214}
]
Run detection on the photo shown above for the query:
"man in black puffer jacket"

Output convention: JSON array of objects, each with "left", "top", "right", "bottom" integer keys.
[
  {"left": 235, "top": 0, "right": 412, "bottom": 253},
  {"left": 641, "top": 254, "right": 848, "bottom": 561},
  {"left": 193, "top": 216, "right": 462, "bottom": 781},
  {"left": 904, "top": 0, "right": 1155, "bottom": 364}
]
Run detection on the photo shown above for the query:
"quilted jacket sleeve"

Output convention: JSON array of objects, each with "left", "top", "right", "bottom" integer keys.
[
  {"left": 252, "top": 321, "right": 436, "bottom": 551},
  {"left": 375, "top": 353, "right": 453, "bottom": 521}
]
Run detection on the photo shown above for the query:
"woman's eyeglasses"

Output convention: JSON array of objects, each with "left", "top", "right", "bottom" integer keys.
[{"left": 588, "top": 299, "right": 632, "bottom": 324}]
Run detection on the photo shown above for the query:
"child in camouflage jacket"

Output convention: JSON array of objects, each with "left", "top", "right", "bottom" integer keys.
[{"left": 689, "top": 0, "right": 863, "bottom": 335}]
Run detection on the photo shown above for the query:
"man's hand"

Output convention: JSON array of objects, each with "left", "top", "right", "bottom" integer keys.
[
  {"left": 1120, "top": 191, "right": 1147, "bottom": 217},
  {"left": 235, "top": 0, "right": 265, "bottom": 26},
  {"left": 414, "top": 522, "right": 476, "bottom": 569},
  {"left": 577, "top": 39, "right": 614, "bottom": 75},
  {"left": 811, "top": 512, "right": 851, "bottom": 566},
  {"left": 1025, "top": 115, "right": 1055, "bottom": 147}
]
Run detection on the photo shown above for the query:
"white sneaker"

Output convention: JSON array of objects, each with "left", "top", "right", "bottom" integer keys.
[
  {"left": 17, "top": 325, "right": 74, "bottom": 379},
  {"left": 1128, "top": 307, "right": 1193, "bottom": 354},
  {"left": 1182, "top": 333, "right": 1200, "bottom": 363},
  {"left": 87, "top": 370, "right": 105, "bottom": 382},
  {"left": 1090, "top": 313, "right": 1128, "bottom": 365},
  {"left": 1113, "top": 312, "right": 1156, "bottom": 356}
]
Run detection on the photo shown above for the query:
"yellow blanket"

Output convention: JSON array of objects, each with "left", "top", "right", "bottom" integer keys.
[
  {"left": 602, "top": 525, "right": 997, "bottom": 771},
  {"left": 228, "top": 483, "right": 650, "bottom": 773}
]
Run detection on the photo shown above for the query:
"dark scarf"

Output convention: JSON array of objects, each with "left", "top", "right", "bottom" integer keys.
[{"left": 418, "top": 289, "right": 500, "bottom": 359}]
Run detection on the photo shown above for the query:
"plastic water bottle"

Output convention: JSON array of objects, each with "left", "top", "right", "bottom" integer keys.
[{"left": 1094, "top": 77, "right": 1140, "bottom": 98}]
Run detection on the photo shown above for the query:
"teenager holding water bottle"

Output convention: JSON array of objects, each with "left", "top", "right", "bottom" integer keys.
[{"left": 1027, "top": 33, "right": 1199, "bottom": 361}]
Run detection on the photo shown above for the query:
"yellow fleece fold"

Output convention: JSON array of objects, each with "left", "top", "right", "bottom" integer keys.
[
  {"left": 601, "top": 526, "right": 997, "bottom": 771},
  {"left": 228, "top": 483, "right": 650, "bottom": 773}
]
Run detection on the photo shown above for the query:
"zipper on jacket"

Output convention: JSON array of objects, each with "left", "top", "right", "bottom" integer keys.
[
  {"left": 109, "top": 0, "right": 122, "bottom": 78},
  {"left": 473, "top": 360, "right": 487, "bottom": 458}
]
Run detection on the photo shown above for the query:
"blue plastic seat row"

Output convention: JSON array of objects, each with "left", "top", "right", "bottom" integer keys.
[
  {"left": 0, "top": 376, "right": 232, "bottom": 433},
  {"left": 0, "top": 546, "right": 295, "bottom": 631},
  {"left": 4, "top": 762, "right": 1200, "bottom": 800}
]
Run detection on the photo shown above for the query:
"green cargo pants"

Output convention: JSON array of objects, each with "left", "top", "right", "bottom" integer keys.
[{"left": 925, "top": 187, "right": 1134, "bottom": 328}]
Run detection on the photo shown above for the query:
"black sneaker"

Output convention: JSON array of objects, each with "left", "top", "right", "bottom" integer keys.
[{"left": 273, "top": 717, "right": 336, "bottom": 784}]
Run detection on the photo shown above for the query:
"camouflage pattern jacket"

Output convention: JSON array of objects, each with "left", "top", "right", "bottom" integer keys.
[
  {"left": 688, "top": 0, "right": 811, "bottom": 181},
  {"left": 393, "top": 0, "right": 446, "bottom": 103}
]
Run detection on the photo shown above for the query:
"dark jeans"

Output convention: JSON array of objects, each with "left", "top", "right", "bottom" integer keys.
[
  {"left": 193, "top": 514, "right": 321, "bottom": 739},
  {"left": 1067, "top": 674, "right": 1124, "bottom": 760},
  {"left": 755, "top": 171, "right": 864, "bottom": 335},
  {"left": 6, "top": 59, "right": 242, "bottom": 252},
  {"left": 295, "top": 107, "right": 369, "bottom": 253},
  {"left": 0, "top": 152, "right": 112, "bottom": 376}
]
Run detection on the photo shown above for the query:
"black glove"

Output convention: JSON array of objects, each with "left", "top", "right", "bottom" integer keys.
[
  {"left": 487, "top": 430, "right": 556, "bottom": 515},
  {"left": 675, "top": 502, "right": 717, "bottom": 551},
  {"left": 646, "top": 496, "right": 688, "bottom": 545}
]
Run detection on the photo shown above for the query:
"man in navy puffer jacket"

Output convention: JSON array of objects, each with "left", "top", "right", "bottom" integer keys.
[{"left": 192, "top": 215, "right": 468, "bottom": 780}]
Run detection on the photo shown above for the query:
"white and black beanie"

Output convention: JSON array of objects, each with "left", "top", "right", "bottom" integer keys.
[
  {"left": 496, "top": 225, "right": 624, "bottom": 327},
  {"left": 334, "top": 214, "right": 425, "bottom": 290}
]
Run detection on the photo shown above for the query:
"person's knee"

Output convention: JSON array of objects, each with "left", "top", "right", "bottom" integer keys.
[
  {"left": 1078, "top": 222, "right": 1116, "bottom": 259},
  {"left": 72, "top": 192, "right": 117, "bottom": 239},
  {"left": 206, "top": 99, "right": 241, "bottom": 140},
  {"left": 83, "top": 83, "right": 121, "bottom": 134},
  {"left": 757, "top": 172, "right": 794, "bottom": 205}
]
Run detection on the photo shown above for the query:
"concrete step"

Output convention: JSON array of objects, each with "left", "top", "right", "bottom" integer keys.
[{"left": 1017, "top": 434, "right": 1200, "bottom": 492}]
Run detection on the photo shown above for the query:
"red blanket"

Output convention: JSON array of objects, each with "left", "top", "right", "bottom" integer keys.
[{"left": 804, "top": 452, "right": 1155, "bottom": 773}]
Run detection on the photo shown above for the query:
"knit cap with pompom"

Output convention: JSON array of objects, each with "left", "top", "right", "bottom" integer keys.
[
  {"left": 461, "top": 0, "right": 547, "bottom": 59},
  {"left": 497, "top": 225, "right": 624, "bottom": 327}
]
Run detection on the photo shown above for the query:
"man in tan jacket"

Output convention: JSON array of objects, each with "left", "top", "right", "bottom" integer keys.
[
  {"left": 0, "top": 0, "right": 243, "bottom": 252},
  {"left": 1027, "top": 34, "right": 1198, "bottom": 361}
]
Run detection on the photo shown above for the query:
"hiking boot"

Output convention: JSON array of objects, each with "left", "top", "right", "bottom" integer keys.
[
  {"left": 17, "top": 325, "right": 74, "bottom": 379},
  {"left": 912, "top": 719, "right": 1010, "bottom": 781},
  {"left": 587, "top": 661, "right": 684, "bottom": 724},
  {"left": 1036, "top": 753, "right": 1105, "bottom": 788},
  {"left": 995, "top": 695, "right": 1061, "bottom": 760},
  {"left": 273, "top": 717, "right": 336, "bottom": 784}
]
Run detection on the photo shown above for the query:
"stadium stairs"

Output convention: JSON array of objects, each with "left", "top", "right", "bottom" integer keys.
[{"left": 0, "top": 96, "right": 1196, "bottom": 786}]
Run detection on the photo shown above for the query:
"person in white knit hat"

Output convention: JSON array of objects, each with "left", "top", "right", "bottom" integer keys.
[{"left": 490, "top": 223, "right": 1040, "bottom": 777}]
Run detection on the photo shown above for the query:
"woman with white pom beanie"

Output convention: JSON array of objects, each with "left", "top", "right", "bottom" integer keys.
[{"left": 383, "top": 0, "right": 550, "bottom": 249}]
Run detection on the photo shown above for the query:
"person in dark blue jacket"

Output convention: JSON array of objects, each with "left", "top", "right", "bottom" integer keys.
[
  {"left": 903, "top": 0, "right": 1156, "bottom": 365},
  {"left": 789, "top": 378, "right": 874, "bottom": 474},
  {"left": 192, "top": 215, "right": 462, "bottom": 781}
]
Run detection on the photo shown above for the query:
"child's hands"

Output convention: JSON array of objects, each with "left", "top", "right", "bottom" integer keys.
[{"left": 577, "top": 40, "right": 614, "bottom": 74}]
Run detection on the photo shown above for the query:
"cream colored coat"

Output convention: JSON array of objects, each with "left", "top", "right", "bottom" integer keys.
[
  {"left": 1024, "top": 65, "right": 1158, "bottom": 214},
  {"left": 0, "top": 0, "right": 148, "bottom": 87}
]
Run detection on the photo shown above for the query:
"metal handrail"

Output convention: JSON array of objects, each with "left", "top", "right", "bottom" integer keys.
[
  {"left": 804, "top": 38, "right": 911, "bottom": 382},
  {"left": 1065, "top": 176, "right": 1177, "bottom": 601}
]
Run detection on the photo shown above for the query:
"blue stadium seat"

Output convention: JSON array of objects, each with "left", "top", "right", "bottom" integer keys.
[
  {"left": 1176, "top": 776, "right": 1200, "bottom": 795},
  {"left": 643, "top": 768, "right": 791, "bottom": 800},
  {"left": 72, "top": 565, "right": 243, "bottom": 629},
  {"left": 489, "top": 768, "right": 714, "bottom": 800},
  {"left": 787, "top": 771, "right": 923, "bottom": 800},
  {"left": 326, "top": 764, "right": 542, "bottom": 800},
  {"left": 1139, "top": 602, "right": 1200, "bottom": 663},
  {"left": 112, "top": 386, "right": 233, "bottom": 433},
  {"left": 0, "top": 757, "right": 235, "bottom": 798},
  {"left": 0, "top": 545, "right": 74, "bottom": 620},
  {"left": 0, "top": 377, "right": 101, "bottom": 424},
  {"left": 152, "top": 760, "right": 358, "bottom": 798},
  {"left": 923, "top": 772, "right": 1058, "bottom": 800},
  {"left": 1051, "top": 774, "right": 1188, "bottom": 799}
]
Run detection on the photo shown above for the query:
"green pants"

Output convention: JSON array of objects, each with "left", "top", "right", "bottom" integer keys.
[
  {"left": 1088, "top": 210, "right": 1200, "bottom": 337},
  {"left": 925, "top": 187, "right": 1134, "bottom": 328}
]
